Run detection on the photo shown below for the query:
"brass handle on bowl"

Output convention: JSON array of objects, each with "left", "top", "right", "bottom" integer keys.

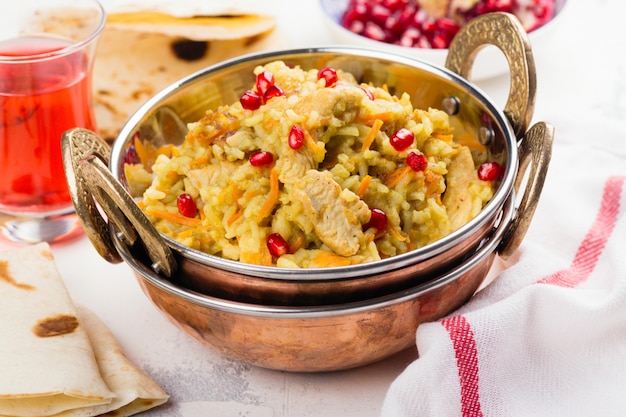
[
  {"left": 498, "top": 121, "right": 554, "bottom": 259},
  {"left": 62, "top": 128, "right": 177, "bottom": 277},
  {"left": 445, "top": 12, "right": 537, "bottom": 139}
]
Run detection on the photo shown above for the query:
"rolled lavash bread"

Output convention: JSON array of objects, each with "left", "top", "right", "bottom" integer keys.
[
  {"left": 0, "top": 243, "right": 167, "bottom": 417},
  {"left": 93, "top": 0, "right": 286, "bottom": 141}
]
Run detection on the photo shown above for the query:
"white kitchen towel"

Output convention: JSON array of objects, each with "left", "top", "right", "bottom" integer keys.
[{"left": 381, "top": 113, "right": 626, "bottom": 417}]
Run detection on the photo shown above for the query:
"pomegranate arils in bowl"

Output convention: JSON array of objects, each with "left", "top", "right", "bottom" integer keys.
[
  {"left": 478, "top": 162, "right": 504, "bottom": 181},
  {"left": 240, "top": 90, "right": 262, "bottom": 110},
  {"left": 249, "top": 151, "right": 275, "bottom": 167},
  {"left": 266, "top": 233, "right": 290, "bottom": 258},
  {"left": 389, "top": 128, "right": 415, "bottom": 151},
  {"left": 339, "top": 0, "right": 557, "bottom": 49},
  {"left": 177, "top": 193, "right": 198, "bottom": 218}
]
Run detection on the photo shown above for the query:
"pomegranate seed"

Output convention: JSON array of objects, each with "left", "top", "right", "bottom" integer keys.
[
  {"left": 256, "top": 70, "right": 275, "bottom": 96},
  {"left": 122, "top": 143, "right": 140, "bottom": 165},
  {"left": 407, "top": 152, "right": 428, "bottom": 172},
  {"left": 398, "top": 27, "right": 421, "bottom": 47},
  {"left": 249, "top": 151, "right": 274, "bottom": 166},
  {"left": 415, "top": 36, "right": 431, "bottom": 49},
  {"left": 437, "top": 17, "right": 461, "bottom": 33},
  {"left": 389, "top": 128, "right": 414, "bottom": 151},
  {"left": 382, "top": 0, "right": 408, "bottom": 12},
  {"left": 317, "top": 67, "right": 339, "bottom": 87},
  {"left": 267, "top": 233, "right": 289, "bottom": 258},
  {"left": 431, "top": 33, "right": 448, "bottom": 49},
  {"left": 477, "top": 161, "right": 503, "bottom": 181},
  {"left": 397, "top": 4, "right": 417, "bottom": 27},
  {"left": 347, "top": 19, "right": 365, "bottom": 33},
  {"left": 363, "top": 208, "right": 388, "bottom": 231},
  {"left": 263, "top": 85, "right": 285, "bottom": 102},
  {"left": 384, "top": 10, "right": 404, "bottom": 33},
  {"left": 371, "top": 4, "right": 392, "bottom": 25},
  {"left": 362, "top": 21, "right": 388, "bottom": 42},
  {"left": 288, "top": 125, "right": 305, "bottom": 149},
  {"left": 240, "top": 89, "right": 262, "bottom": 110},
  {"left": 177, "top": 193, "right": 198, "bottom": 218},
  {"left": 341, "top": 1, "right": 369, "bottom": 26}
]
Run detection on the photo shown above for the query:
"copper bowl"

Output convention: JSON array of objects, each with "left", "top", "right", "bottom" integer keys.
[
  {"left": 62, "top": 13, "right": 553, "bottom": 370},
  {"left": 112, "top": 193, "right": 514, "bottom": 372}
]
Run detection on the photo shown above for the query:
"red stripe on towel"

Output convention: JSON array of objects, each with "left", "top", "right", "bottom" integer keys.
[
  {"left": 441, "top": 315, "right": 483, "bottom": 417},
  {"left": 537, "top": 176, "right": 624, "bottom": 287},
  {"left": 441, "top": 176, "right": 624, "bottom": 417}
]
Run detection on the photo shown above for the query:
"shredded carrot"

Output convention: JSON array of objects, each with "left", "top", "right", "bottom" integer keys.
[
  {"left": 425, "top": 171, "right": 442, "bottom": 198},
  {"left": 454, "top": 133, "right": 485, "bottom": 152},
  {"left": 257, "top": 168, "right": 280, "bottom": 222},
  {"left": 357, "top": 112, "right": 393, "bottom": 123},
  {"left": 261, "top": 247, "right": 274, "bottom": 266},
  {"left": 303, "top": 129, "right": 322, "bottom": 153},
  {"left": 312, "top": 251, "right": 351, "bottom": 267},
  {"left": 289, "top": 235, "right": 304, "bottom": 253},
  {"left": 384, "top": 166, "right": 412, "bottom": 188},
  {"left": 356, "top": 175, "right": 372, "bottom": 198},
  {"left": 388, "top": 226, "right": 408, "bottom": 242},
  {"left": 240, "top": 250, "right": 262, "bottom": 265},
  {"left": 362, "top": 119, "right": 383, "bottom": 152},
  {"left": 134, "top": 136, "right": 175, "bottom": 168},
  {"left": 227, "top": 209, "right": 244, "bottom": 226},
  {"left": 145, "top": 208, "right": 203, "bottom": 227},
  {"left": 231, "top": 187, "right": 244, "bottom": 204},
  {"left": 178, "top": 229, "right": 196, "bottom": 239},
  {"left": 433, "top": 133, "right": 454, "bottom": 142},
  {"left": 218, "top": 183, "right": 242, "bottom": 205},
  {"left": 190, "top": 155, "right": 210, "bottom": 168}
]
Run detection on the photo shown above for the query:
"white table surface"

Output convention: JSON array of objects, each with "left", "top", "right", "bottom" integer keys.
[{"left": 1, "top": 0, "right": 624, "bottom": 415}]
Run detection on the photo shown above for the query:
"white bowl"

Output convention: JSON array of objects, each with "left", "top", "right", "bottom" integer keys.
[{"left": 320, "top": 0, "right": 568, "bottom": 80}]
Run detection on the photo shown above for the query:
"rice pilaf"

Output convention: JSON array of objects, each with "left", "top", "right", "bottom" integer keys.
[{"left": 125, "top": 60, "right": 495, "bottom": 268}]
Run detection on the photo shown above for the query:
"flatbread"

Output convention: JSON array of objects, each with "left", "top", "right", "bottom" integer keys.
[
  {"left": 0, "top": 243, "right": 167, "bottom": 417},
  {"left": 92, "top": 0, "right": 285, "bottom": 141},
  {"left": 93, "top": 25, "right": 285, "bottom": 141},
  {"left": 105, "top": 13, "right": 276, "bottom": 41},
  {"left": 101, "top": 0, "right": 277, "bottom": 18}
]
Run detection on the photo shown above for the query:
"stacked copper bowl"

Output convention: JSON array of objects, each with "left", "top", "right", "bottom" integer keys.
[{"left": 64, "top": 13, "right": 553, "bottom": 372}]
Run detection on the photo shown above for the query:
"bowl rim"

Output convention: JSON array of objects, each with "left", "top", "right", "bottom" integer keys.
[{"left": 111, "top": 46, "right": 518, "bottom": 280}]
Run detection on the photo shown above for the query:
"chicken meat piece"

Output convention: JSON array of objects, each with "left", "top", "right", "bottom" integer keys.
[
  {"left": 186, "top": 161, "right": 237, "bottom": 192},
  {"left": 275, "top": 149, "right": 316, "bottom": 185},
  {"left": 292, "top": 170, "right": 371, "bottom": 257},
  {"left": 293, "top": 84, "right": 364, "bottom": 122},
  {"left": 442, "top": 147, "right": 479, "bottom": 231}
]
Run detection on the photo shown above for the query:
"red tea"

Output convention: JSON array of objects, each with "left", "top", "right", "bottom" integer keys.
[{"left": 0, "top": 35, "right": 97, "bottom": 214}]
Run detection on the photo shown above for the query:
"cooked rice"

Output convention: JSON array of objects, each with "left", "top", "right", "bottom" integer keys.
[{"left": 125, "top": 60, "right": 494, "bottom": 268}]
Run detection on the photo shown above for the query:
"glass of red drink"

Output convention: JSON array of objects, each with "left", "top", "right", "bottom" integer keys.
[{"left": 0, "top": 0, "right": 105, "bottom": 243}]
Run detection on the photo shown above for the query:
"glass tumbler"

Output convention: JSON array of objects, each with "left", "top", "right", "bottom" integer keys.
[{"left": 0, "top": 0, "right": 105, "bottom": 243}]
